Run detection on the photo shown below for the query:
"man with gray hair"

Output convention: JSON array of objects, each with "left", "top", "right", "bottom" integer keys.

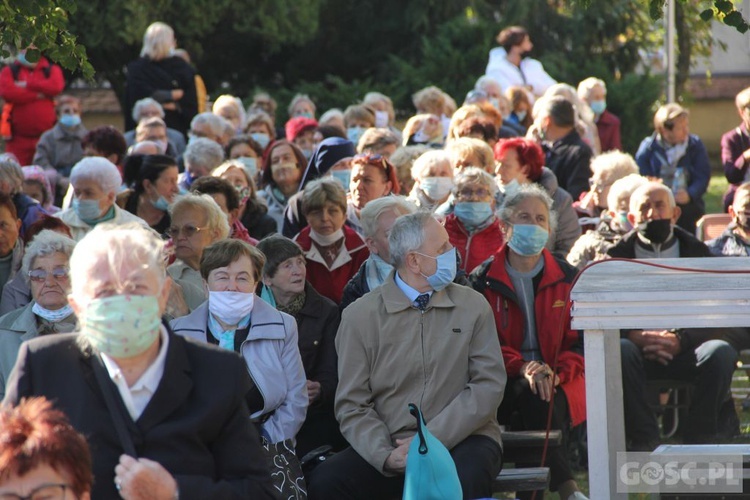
[
  {"left": 178, "top": 136, "right": 225, "bottom": 190},
  {"left": 309, "top": 211, "right": 506, "bottom": 499},
  {"left": 535, "top": 95, "right": 593, "bottom": 200},
  {"left": 125, "top": 97, "right": 186, "bottom": 155},
  {"left": 189, "top": 112, "right": 232, "bottom": 147}
]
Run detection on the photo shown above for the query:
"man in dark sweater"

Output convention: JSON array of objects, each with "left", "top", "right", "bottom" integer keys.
[
  {"left": 608, "top": 182, "right": 740, "bottom": 450},
  {"left": 537, "top": 96, "right": 593, "bottom": 200}
]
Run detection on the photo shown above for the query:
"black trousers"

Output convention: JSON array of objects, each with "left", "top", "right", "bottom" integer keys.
[
  {"left": 497, "top": 377, "right": 573, "bottom": 491},
  {"left": 307, "top": 434, "right": 502, "bottom": 500}
]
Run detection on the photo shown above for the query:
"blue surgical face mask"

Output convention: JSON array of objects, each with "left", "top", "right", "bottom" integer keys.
[
  {"left": 72, "top": 198, "right": 103, "bottom": 222},
  {"left": 617, "top": 211, "right": 632, "bottom": 233},
  {"left": 235, "top": 156, "right": 258, "bottom": 179},
  {"left": 490, "top": 97, "right": 501, "bottom": 110},
  {"left": 515, "top": 110, "right": 527, "bottom": 122},
  {"left": 419, "top": 177, "right": 453, "bottom": 202},
  {"left": 590, "top": 100, "right": 607, "bottom": 115},
  {"left": 250, "top": 132, "right": 271, "bottom": 149},
  {"left": 347, "top": 126, "right": 365, "bottom": 145},
  {"left": 454, "top": 201, "right": 493, "bottom": 228},
  {"left": 502, "top": 178, "right": 521, "bottom": 198},
  {"left": 416, "top": 247, "right": 457, "bottom": 292},
  {"left": 508, "top": 224, "right": 549, "bottom": 256},
  {"left": 297, "top": 111, "right": 314, "bottom": 119},
  {"left": 59, "top": 114, "right": 81, "bottom": 128},
  {"left": 330, "top": 169, "right": 352, "bottom": 190},
  {"left": 152, "top": 195, "right": 170, "bottom": 211}
]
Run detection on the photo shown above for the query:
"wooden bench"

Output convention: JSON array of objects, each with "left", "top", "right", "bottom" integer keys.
[
  {"left": 493, "top": 467, "right": 550, "bottom": 493},
  {"left": 570, "top": 257, "right": 750, "bottom": 499}
]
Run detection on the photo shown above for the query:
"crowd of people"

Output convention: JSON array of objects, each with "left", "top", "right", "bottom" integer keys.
[{"left": 0, "top": 20, "right": 748, "bottom": 500}]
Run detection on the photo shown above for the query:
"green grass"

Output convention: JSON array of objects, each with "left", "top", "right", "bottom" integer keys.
[{"left": 705, "top": 172, "right": 729, "bottom": 215}]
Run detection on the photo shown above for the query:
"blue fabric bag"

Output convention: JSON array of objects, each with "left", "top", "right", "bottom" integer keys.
[{"left": 402, "top": 403, "right": 463, "bottom": 500}]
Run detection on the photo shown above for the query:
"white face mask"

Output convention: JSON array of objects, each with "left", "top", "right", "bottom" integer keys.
[
  {"left": 310, "top": 228, "right": 344, "bottom": 246},
  {"left": 375, "top": 111, "right": 389, "bottom": 128},
  {"left": 420, "top": 177, "right": 453, "bottom": 201},
  {"left": 208, "top": 291, "right": 254, "bottom": 326}
]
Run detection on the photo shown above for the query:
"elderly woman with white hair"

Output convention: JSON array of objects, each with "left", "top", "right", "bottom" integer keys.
[
  {"left": 3, "top": 224, "right": 276, "bottom": 499},
  {"left": 124, "top": 97, "right": 187, "bottom": 154},
  {"left": 567, "top": 174, "right": 648, "bottom": 270},
  {"left": 575, "top": 150, "right": 639, "bottom": 223},
  {"left": 444, "top": 167, "right": 504, "bottom": 274},
  {"left": 288, "top": 94, "right": 317, "bottom": 119},
  {"left": 124, "top": 22, "right": 198, "bottom": 135},
  {"left": 340, "top": 196, "right": 416, "bottom": 310},
  {"left": 213, "top": 95, "right": 246, "bottom": 135},
  {"left": 362, "top": 92, "right": 403, "bottom": 141},
  {"left": 55, "top": 157, "right": 149, "bottom": 241},
  {"left": 577, "top": 77, "right": 621, "bottom": 152},
  {"left": 0, "top": 155, "right": 47, "bottom": 236},
  {"left": 407, "top": 150, "right": 454, "bottom": 211},
  {"left": 167, "top": 193, "right": 230, "bottom": 303},
  {"left": 0, "top": 230, "right": 76, "bottom": 397}
]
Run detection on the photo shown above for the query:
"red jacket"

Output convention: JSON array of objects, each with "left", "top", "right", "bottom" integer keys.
[
  {"left": 596, "top": 110, "right": 622, "bottom": 153},
  {"left": 470, "top": 245, "right": 586, "bottom": 426},
  {"left": 444, "top": 213, "right": 504, "bottom": 274},
  {"left": 294, "top": 225, "right": 369, "bottom": 304},
  {"left": 0, "top": 58, "right": 64, "bottom": 137}
]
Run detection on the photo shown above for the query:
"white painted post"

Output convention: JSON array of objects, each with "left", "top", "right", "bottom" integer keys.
[{"left": 584, "top": 329, "right": 627, "bottom": 500}]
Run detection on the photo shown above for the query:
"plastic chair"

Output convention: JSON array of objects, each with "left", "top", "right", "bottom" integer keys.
[{"left": 695, "top": 213, "right": 732, "bottom": 242}]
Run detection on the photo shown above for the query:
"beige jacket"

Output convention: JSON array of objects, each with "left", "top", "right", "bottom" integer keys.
[
  {"left": 335, "top": 271, "right": 506, "bottom": 474},
  {"left": 56, "top": 204, "right": 150, "bottom": 242}
]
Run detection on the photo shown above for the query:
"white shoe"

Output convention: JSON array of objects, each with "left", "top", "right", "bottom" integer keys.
[{"left": 568, "top": 492, "right": 589, "bottom": 500}]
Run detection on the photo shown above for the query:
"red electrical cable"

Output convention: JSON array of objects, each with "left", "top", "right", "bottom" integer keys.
[{"left": 531, "top": 257, "right": 750, "bottom": 500}]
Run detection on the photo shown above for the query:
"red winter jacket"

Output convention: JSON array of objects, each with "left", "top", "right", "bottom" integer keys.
[
  {"left": 470, "top": 245, "right": 586, "bottom": 426},
  {"left": 596, "top": 109, "right": 622, "bottom": 153},
  {"left": 444, "top": 213, "right": 504, "bottom": 274},
  {"left": 0, "top": 58, "right": 64, "bottom": 137},
  {"left": 294, "top": 225, "right": 369, "bottom": 304}
]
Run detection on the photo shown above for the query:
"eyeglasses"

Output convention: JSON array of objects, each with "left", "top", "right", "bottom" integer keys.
[
  {"left": 588, "top": 178, "right": 613, "bottom": 193},
  {"left": 28, "top": 267, "right": 69, "bottom": 283},
  {"left": 456, "top": 188, "right": 491, "bottom": 200},
  {"left": 166, "top": 224, "right": 207, "bottom": 238},
  {"left": 0, "top": 483, "right": 71, "bottom": 500}
]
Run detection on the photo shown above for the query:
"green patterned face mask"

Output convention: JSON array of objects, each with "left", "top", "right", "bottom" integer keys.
[{"left": 80, "top": 295, "right": 161, "bottom": 358}]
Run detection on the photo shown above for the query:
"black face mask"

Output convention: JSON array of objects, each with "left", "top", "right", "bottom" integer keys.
[{"left": 637, "top": 219, "right": 672, "bottom": 244}]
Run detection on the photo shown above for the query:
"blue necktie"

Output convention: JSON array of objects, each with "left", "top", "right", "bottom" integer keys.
[{"left": 415, "top": 293, "right": 430, "bottom": 311}]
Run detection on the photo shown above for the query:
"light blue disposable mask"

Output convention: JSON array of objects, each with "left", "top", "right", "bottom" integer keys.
[
  {"left": 502, "top": 178, "right": 521, "bottom": 198},
  {"left": 515, "top": 110, "right": 527, "bottom": 122},
  {"left": 347, "top": 126, "right": 365, "bottom": 145},
  {"left": 617, "top": 211, "right": 633, "bottom": 233},
  {"left": 72, "top": 198, "right": 103, "bottom": 222},
  {"left": 330, "top": 169, "right": 352, "bottom": 190},
  {"left": 489, "top": 97, "right": 500, "bottom": 110},
  {"left": 454, "top": 201, "right": 493, "bottom": 228},
  {"left": 298, "top": 111, "right": 314, "bottom": 119},
  {"left": 508, "top": 224, "right": 549, "bottom": 256},
  {"left": 250, "top": 132, "right": 271, "bottom": 150},
  {"left": 152, "top": 195, "right": 170, "bottom": 211},
  {"left": 236, "top": 156, "right": 258, "bottom": 179},
  {"left": 419, "top": 177, "right": 453, "bottom": 202},
  {"left": 59, "top": 114, "right": 81, "bottom": 128},
  {"left": 416, "top": 247, "right": 457, "bottom": 292},
  {"left": 589, "top": 100, "right": 607, "bottom": 115}
]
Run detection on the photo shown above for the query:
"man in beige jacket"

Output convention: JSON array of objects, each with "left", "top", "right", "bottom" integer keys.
[{"left": 308, "top": 211, "right": 507, "bottom": 499}]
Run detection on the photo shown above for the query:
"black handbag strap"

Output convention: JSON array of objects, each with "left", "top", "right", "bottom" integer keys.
[{"left": 91, "top": 355, "right": 138, "bottom": 457}]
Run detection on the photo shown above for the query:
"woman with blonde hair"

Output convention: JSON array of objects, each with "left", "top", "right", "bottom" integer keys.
[{"left": 124, "top": 22, "right": 198, "bottom": 135}]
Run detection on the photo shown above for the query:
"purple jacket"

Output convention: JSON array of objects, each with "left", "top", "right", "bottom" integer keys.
[{"left": 721, "top": 123, "right": 750, "bottom": 210}]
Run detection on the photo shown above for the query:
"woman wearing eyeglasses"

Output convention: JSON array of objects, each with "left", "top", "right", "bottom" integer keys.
[
  {"left": 347, "top": 153, "right": 400, "bottom": 234},
  {"left": 0, "top": 230, "right": 76, "bottom": 398},
  {"left": 0, "top": 397, "right": 93, "bottom": 500},
  {"left": 166, "top": 193, "right": 230, "bottom": 309},
  {"left": 444, "top": 167, "right": 504, "bottom": 274},
  {"left": 494, "top": 137, "right": 581, "bottom": 258}
]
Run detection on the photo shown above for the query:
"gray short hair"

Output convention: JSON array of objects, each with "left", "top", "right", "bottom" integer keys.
[
  {"left": 410, "top": 150, "right": 452, "bottom": 180},
  {"left": 169, "top": 193, "right": 230, "bottom": 240},
  {"left": 590, "top": 151, "right": 638, "bottom": 178},
  {"left": 577, "top": 77, "right": 606, "bottom": 101},
  {"left": 319, "top": 108, "right": 344, "bottom": 128},
  {"left": 360, "top": 196, "right": 417, "bottom": 238},
  {"left": 475, "top": 75, "right": 502, "bottom": 95},
  {"left": 499, "top": 183, "right": 558, "bottom": 237},
  {"left": 22, "top": 230, "right": 76, "bottom": 283},
  {"left": 388, "top": 211, "right": 434, "bottom": 269},
  {"left": 629, "top": 181, "right": 676, "bottom": 213},
  {"left": 288, "top": 94, "right": 316, "bottom": 116},
  {"left": 213, "top": 95, "right": 246, "bottom": 124},
  {"left": 70, "top": 157, "right": 122, "bottom": 195},
  {"left": 184, "top": 137, "right": 225, "bottom": 173},
  {"left": 537, "top": 95, "right": 575, "bottom": 128},
  {"left": 453, "top": 167, "right": 498, "bottom": 198},
  {"left": 0, "top": 154, "right": 24, "bottom": 194},
  {"left": 69, "top": 223, "right": 166, "bottom": 304},
  {"left": 190, "top": 112, "right": 230, "bottom": 139},
  {"left": 736, "top": 87, "right": 750, "bottom": 111},
  {"left": 607, "top": 174, "right": 648, "bottom": 212},
  {"left": 132, "top": 97, "right": 165, "bottom": 123}
]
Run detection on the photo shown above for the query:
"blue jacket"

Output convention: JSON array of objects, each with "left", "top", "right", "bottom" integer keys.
[{"left": 635, "top": 133, "right": 710, "bottom": 211}]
